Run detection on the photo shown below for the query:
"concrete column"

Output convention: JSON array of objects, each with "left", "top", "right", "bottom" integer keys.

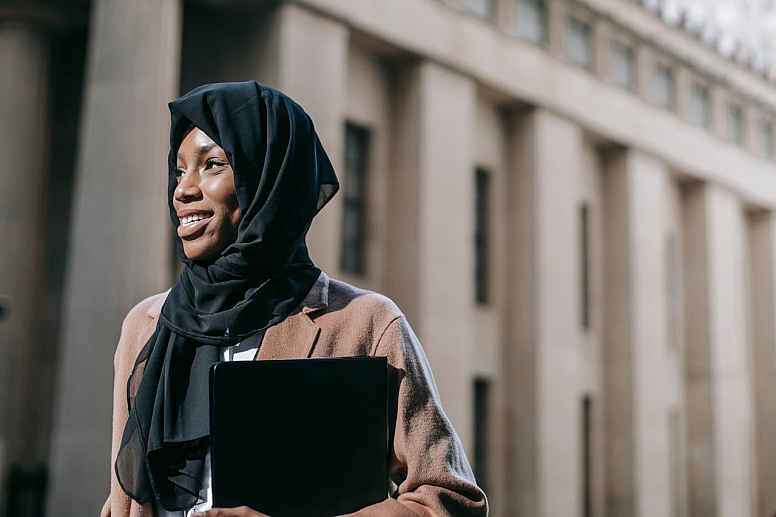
[
  {"left": 46, "top": 1, "right": 181, "bottom": 515},
  {"left": 413, "top": 62, "right": 476, "bottom": 448},
  {"left": 682, "top": 183, "right": 716, "bottom": 517},
  {"left": 384, "top": 63, "right": 422, "bottom": 332},
  {"left": 601, "top": 149, "right": 636, "bottom": 517},
  {"left": 254, "top": 3, "right": 348, "bottom": 274},
  {"left": 705, "top": 187, "right": 754, "bottom": 517},
  {"left": 683, "top": 183, "right": 754, "bottom": 517},
  {"left": 502, "top": 109, "right": 539, "bottom": 517},
  {"left": 503, "top": 108, "right": 583, "bottom": 517},
  {"left": 0, "top": 2, "right": 55, "bottom": 494},
  {"left": 748, "top": 210, "right": 776, "bottom": 517},
  {"left": 602, "top": 149, "right": 674, "bottom": 517},
  {"left": 533, "top": 110, "right": 583, "bottom": 517},
  {"left": 378, "top": 59, "right": 477, "bottom": 449}
]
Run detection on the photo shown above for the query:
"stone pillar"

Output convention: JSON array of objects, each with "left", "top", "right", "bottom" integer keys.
[
  {"left": 376, "top": 58, "right": 477, "bottom": 448},
  {"left": 385, "top": 63, "right": 422, "bottom": 326},
  {"left": 0, "top": 2, "right": 55, "bottom": 499},
  {"left": 601, "top": 149, "right": 636, "bottom": 517},
  {"left": 602, "top": 149, "right": 674, "bottom": 517},
  {"left": 46, "top": 1, "right": 181, "bottom": 515},
  {"left": 413, "top": 62, "right": 476, "bottom": 447},
  {"left": 748, "top": 210, "right": 776, "bottom": 517},
  {"left": 502, "top": 109, "right": 540, "bottom": 517},
  {"left": 532, "top": 110, "right": 583, "bottom": 517},
  {"left": 704, "top": 186, "right": 753, "bottom": 517},
  {"left": 682, "top": 183, "right": 716, "bottom": 517},
  {"left": 683, "top": 183, "right": 754, "bottom": 517},
  {"left": 504, "top": 108, "right": 583, "bottom": 517},
  {"left": 253, "top": 3, "right": 349, "bottom": 274}
]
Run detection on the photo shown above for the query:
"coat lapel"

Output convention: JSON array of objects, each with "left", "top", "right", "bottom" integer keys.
[
  {"left": 258, "top": 309, "right": 321, "bottom": 360},
  {"left": 256, "top": 272, "right": 329, "bottom": 360}
]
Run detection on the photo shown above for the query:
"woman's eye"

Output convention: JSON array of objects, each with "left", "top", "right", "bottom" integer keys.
[
  {"left": 174, "top": 168, "right": 185, "bottom": 179},
  {"left": 204, "top": 159, "right": 225, "bottom": 170}
]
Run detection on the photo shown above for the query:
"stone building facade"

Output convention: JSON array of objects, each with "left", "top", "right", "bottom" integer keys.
[{"left": 1, "top": 0, "right": 776, "bottom": 516}]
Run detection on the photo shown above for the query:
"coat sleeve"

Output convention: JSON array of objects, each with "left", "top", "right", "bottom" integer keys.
[
  {"left": 101, "top": 295, "right": 163, "bottom": 517},
  {"left": 344, "top": 316, "right": 488, "bottom": 517}
]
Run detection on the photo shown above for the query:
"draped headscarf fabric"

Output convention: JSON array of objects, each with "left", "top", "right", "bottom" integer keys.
[{"left": 114, "top": 81, "right": 339, "bottom": 511}]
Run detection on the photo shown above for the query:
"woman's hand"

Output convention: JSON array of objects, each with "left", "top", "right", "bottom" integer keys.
[{"left": 192, "top": 507, "right": 270, "bottom": 517}]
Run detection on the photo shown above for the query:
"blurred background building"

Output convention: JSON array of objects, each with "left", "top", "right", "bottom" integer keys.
[{"left": 1, "top": 0, "right": 776, "bottom": 516}]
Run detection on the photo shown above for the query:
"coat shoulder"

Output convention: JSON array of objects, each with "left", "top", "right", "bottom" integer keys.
[
  {"left": 325, "top": 277, "right": 403, "bottom": 324},
  {"left": 123, "top": 291, "right": 168, "bottom": 328},
  {"left": 308, "top": 277, "right": 406, "bottom": 358},
  {"left": 115, "top": 291, "right": 168, "bottom": 365}
]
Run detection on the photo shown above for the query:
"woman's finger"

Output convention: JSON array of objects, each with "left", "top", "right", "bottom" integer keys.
[{"left": 192, "top": 506, "right": 269, "bottom": 517}]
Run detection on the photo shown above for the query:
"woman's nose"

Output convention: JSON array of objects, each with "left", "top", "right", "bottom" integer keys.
[{"left": 175, "top": 170, "right": 202, "bottom": 201}]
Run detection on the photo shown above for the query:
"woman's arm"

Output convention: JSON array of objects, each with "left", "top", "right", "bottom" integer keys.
[{"left": 347, "top": 315, "right": 488, "bottom": 517}]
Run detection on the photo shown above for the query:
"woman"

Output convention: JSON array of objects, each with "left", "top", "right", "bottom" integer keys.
[{"left": 102, "top": 81, "right": 487, "bottom": 517}]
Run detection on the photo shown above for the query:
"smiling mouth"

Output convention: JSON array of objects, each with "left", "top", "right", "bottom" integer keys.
[
  {"left": 177, "top": 212, "right": 214, "bottom": 239},
  {"left": 180, "top": 213, "right": 212, "bottom": 226}
]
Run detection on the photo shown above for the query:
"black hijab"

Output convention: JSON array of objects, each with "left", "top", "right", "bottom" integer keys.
[{"left": 114, "top": 81, "right": 339, "bottom": 510}]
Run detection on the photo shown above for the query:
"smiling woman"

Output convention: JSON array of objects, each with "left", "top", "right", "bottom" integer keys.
[{"left": 101, "top": 81, "right": 488, "bottom": 517}]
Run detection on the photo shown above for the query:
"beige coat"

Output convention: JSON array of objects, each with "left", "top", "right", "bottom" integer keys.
[{"left": 101, "top": 273, "right": 488, "bottom": 517}]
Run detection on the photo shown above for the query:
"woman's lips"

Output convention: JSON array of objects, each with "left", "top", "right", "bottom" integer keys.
[{"left": 177, "top": 214, "right": 213, "bottom": 239}]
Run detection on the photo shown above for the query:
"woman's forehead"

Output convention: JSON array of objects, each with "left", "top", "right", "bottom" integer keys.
[{"left": 177, "top": 128, "right": 223, "bottom": 159}]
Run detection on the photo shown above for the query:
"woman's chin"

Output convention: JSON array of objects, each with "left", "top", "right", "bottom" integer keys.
[{"left": 183, "top": 244, "right": 221, "bottom": 264}]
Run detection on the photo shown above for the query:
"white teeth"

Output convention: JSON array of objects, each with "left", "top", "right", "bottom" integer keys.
[{"left": 181, "top": 214, "right": 207, "bottom": 225}]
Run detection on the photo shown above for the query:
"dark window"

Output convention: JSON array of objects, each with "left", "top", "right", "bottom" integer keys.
[
  {"left": 473, "top": 378, "right": 490, "bottom": 493},
  {"left": 340, "top": 124, "right": 369, "bottom": 275},
  {"left": 582, "top": 396, "right": 593, "bottom": 517},
  {"left": 609, "top": 40, "right": 636, "bottom": 90},
  {"left": 580, "top": 203, "right": 591, "bottom": 328},
  {"left": 463, "top": 0, "right": 493, "bottom": 18},
  {"left": 690, "top": 84, "right": 711, "bottom": 128},
  {"left": 653, "top": 63, "right": 675, "bottom": 110},
  {"left": 758, "top": 119, "right": 774, "bottom": 158},
  {"left": 566, "top": 17, "right": 594, "bottom": 69},
  {"left": 727, "top": 104, "right": 744, "bottom": 144},
  {"left": 514, "top": 0, "right": 547, "bottom": 43},
  {"left": 475, "top": 168, "right": 491, "bottom": 304}
]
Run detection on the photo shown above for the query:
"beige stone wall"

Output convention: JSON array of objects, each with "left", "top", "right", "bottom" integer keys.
[{"left": 1, "top": 0, "right": 775, "bottom": 515}]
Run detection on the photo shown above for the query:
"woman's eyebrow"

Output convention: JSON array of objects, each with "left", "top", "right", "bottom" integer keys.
[
  {"left": 176, "top": 142, "right": 219, "bottom": 161},
  {"left": 195, "top": 142, "right": 218, "bottom": 156}
]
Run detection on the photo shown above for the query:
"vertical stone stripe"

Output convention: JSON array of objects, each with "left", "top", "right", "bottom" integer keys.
[
  {"left": 414, "top": 62, "right": 476, "bottom": 449},
  {"left": 533, "top": 109, "right": 583, "bottom": 517},
  {"left": 705, "top": 186, "right": 753, "bottom": 517},
  {"left": 748, "top": 211, "right": 776, "bottom": 517},
  {"left": 385, "top": 64, "right": 422, "bottom": 328},
  {"left": 0, "top": 20, "right": 49, "bottom": 483},
  {"left": 46, "top": 1, "right": 181, "bottom": 515},
  {"left": 602, "top": 148, "right": 636, "bottom": 517},
  {"left": 682, "top": 183, "right": 716, "bottom": 517},
  {"left": 272, "top": 3, "right": 348, "bottom": 275},
  {"left": 503, "top": 109, "right": 540, "bottom": 517},
  {"left": 627, "top": 151, "right": 672, "bottom": 517}
]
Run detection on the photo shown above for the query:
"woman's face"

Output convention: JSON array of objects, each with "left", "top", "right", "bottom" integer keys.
[{"left": 174, "top": 127, "right": 242, "bottom": 262}]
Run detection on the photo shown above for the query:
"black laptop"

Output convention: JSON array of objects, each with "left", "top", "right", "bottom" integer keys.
[{"left": 209, "top": 356, "right": 388, "bottom": 517}]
